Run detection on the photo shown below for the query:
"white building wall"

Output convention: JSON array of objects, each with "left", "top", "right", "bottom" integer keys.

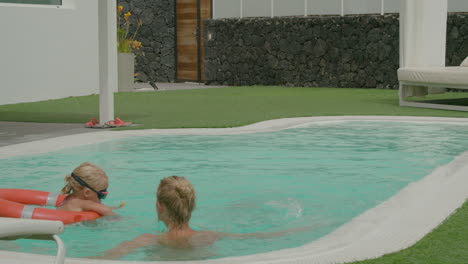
[
  {"left": 345, "top": 0, "right": 381, "bottom": 14},
  {"left": 275, "top": 0, "right": 304, "bottom": 17},
  {"left": 308, "top": 0, "right": 341, "bottom": 15},
  {"left": 214, "top": 0, "right": 241, "bottom": 19},
  {"left": 214, "top": 0, "right": 468, "bottom": 18},
  {"left": 244, "top": 0, "right": 271, "bottom": 17},
  {"left": 448, "top": 0, "right": 468, "bottom": 12},
  {"left": 384, "top": 0, "right": 400, "bottom": 13},
  {"left": 0, "top": 0, "right": 100, "bottom": 105}
]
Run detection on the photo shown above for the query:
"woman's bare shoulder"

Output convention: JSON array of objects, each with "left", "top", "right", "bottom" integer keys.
[
  {"left": 133, "top": 233, "right": 159, "bottom": 245},
  {"left": 192, "top": 231, "right": 224, "bottom": 242}
]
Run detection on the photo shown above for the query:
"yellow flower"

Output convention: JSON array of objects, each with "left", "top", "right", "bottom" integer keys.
[
  {"left": 117, "top": 6, "right": 123, "bottom": 13},
  {"left": 124, "top": 12, "right": 131, "bottom": 21},
  {"left": 132, "top": 40, "right": 142, "bottom": 50}
]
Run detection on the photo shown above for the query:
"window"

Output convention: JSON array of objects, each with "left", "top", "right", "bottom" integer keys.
[{"left": 0, "top": 0, "right": 61, "bottom": 5}]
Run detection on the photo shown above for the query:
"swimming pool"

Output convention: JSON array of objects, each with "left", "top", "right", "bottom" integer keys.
[{"left": 1, "top": 117, "right": 468, "bottom": 264}]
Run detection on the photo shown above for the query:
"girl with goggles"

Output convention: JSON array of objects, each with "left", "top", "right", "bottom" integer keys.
[{"left": 57, "top": 162, "right": 124, "bottom": 217}]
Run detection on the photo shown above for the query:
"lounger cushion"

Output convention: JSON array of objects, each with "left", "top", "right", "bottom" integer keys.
[
  {"left": 461, "top": 57, "right": 468, "bottom": 67},
  {"left": 398, "top": 67, "right": 468, "bottom": 86}
]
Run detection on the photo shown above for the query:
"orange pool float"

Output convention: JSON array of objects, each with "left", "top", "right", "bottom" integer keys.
[{"left": 0, "top": 189, "right": 100, "bottom": 224}]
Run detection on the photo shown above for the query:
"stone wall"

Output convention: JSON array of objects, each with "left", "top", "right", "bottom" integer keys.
[
  {"left": 447, "top": 13, "right": 468, "bottom": 66},
  {"left": 204, "top": 14, "right": 468, "bottom": 88},
  {"left": 115, "top": 3, "right": 468, "bottom": 88},
  {"left": 118, "top": 0, "right": 175, "bottom": 83}
]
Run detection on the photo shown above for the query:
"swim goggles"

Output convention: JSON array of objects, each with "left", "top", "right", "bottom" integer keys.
[{"left": 71, "top": 172, "right": 108, "bottom": 200}]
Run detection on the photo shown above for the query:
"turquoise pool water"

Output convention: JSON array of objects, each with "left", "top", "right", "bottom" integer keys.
[{"left": 1, "top": 121, "right": 468, "bottom": 261}]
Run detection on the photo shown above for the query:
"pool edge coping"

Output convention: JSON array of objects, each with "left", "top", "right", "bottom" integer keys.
[
  {"left": 2, "top": 116, "right": 468, "bottom": 160},
  {"left": 1, "top": 115, "right": 468, "bottom": 264}
]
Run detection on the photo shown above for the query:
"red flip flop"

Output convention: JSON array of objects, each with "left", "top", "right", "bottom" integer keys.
[
  {"left": 85, "top": 118, "right": 100, "bottom": 128},
  {"left": 112, "top": 117, "right": 132, "bottom": 127}
]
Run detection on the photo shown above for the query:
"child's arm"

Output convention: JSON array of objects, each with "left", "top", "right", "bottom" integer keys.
[
  {"left": 81, "top": 200, "right": 118, "bottom": 216},
  {"left": 110, "top": 202, "right": 126, "bottom": 210},
  {"left": 92, "top": 233, "right": 156, "bottom": 260}
]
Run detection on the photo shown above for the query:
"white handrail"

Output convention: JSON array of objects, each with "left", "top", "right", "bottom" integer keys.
[
  {"left": 0, "top": 218, "right": 66, "bottom": 264},
  {"left": 53, "top": 235, "right": 66, "bottom": 264}
]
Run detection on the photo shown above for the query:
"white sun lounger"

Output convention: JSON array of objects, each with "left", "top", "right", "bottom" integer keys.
[
  {"left": 398, "top": 0, "right": 468, "bottom": 111},
  {"left": 398, "top": 63, "right": 468, "bottom": 111},
  {"left": 0, "top": 217, "right": 65, "bottom": 264}
]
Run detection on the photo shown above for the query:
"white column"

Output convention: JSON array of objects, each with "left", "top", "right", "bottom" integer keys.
[
  {"left": 340, "top": 0, "right": 344, "bottom": 16},
  {"left": 399, "top": 0, "right": 448, "bottom": 68},
  {"left": 381, "top": 0, "right": 384, "bottom": 15},
  {"left": 98, "top": 0, "right": 117, "bottom": 124},
  {"left": 399, "top": 0, "right": 448, "bottom": 99},
  {"left": 271, "top": 0, "right": 274, "bottom": 18},
  {"left": 240, "top": 0, "right": 243, "bottom": 18},
  {"left": 213, "top": 0, "right": 216, "bottom": 19},
  {"left": 97, "top": 0, "right": 118, "bottom": 124},
  {"left": 304, "top": 0, "right": 307, "bottom": 16}
]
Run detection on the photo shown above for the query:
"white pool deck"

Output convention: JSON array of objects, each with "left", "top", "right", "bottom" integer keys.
[{"left": 1, "top": 116, "right": 468, "bottom": 264}]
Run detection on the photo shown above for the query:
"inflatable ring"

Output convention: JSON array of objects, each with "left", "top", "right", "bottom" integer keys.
[{"left": 0, "top": 189, "right": 101, "bottom": 224}]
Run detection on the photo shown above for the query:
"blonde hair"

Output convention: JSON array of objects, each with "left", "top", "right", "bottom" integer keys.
[
  {"left": 157, "top": 176, "right": 196, "bottom": 227},
  {"left": 61, "top": 162, "right": 108, "bottom": 195}
]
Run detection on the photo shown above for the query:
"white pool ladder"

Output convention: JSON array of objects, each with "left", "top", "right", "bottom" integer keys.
[{"left": 0, "top": 217, "right": 65, "bottom": 264}]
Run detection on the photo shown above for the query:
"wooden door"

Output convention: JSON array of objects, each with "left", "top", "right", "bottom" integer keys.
[
  {"left": 199, "top": 0, "right": 211, "bottom": 81},
  {"left": 176, "top": 0, "right": 211, "bottom": 82}
]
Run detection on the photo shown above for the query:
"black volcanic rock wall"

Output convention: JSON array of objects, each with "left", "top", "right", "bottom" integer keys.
[
  {"left": 204, "top": 13, "right": 468, "bottom": 88},
  {"left": 118, "top": 0, "right": 176, "bottom": 83}
]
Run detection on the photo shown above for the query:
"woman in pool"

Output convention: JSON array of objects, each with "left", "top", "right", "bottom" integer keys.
[
  {"left": 98, "top": 175, "right": 310, "bottom": 260},
  {"left": 58, "top": 162, "right": 122, "bottom": 216}
]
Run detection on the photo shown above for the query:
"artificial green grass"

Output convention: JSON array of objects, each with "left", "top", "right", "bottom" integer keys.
[
  {"left": 1, "top": 86, "right": 468, "bottom": 263},
  {"left": 1, "top": 87, "right": 468, "bottom": 129}
]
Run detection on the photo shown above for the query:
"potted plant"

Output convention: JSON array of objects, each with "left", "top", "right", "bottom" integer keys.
[{"left": 117, "top": 5, "right": 143, "bottom": 92}]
